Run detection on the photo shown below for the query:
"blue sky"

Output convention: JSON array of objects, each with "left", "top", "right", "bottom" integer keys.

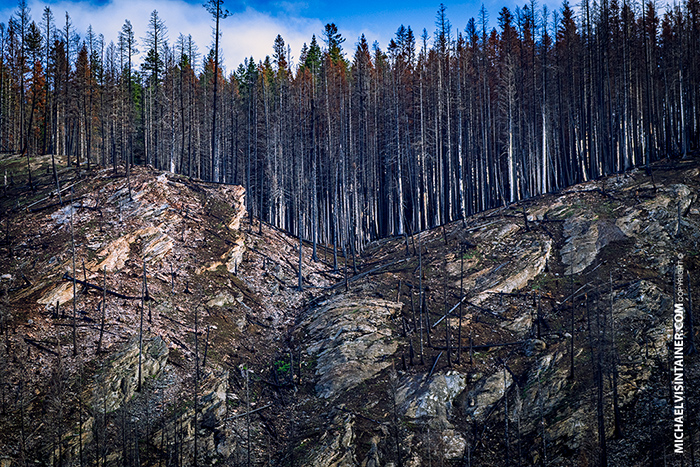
[{"left": 0, "top": 0, "right": 565, "bottom": 71}]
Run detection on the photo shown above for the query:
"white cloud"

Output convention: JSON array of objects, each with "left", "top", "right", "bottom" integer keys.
[{"left": 0, "top": 0, "right": 325, "bottom": 72}]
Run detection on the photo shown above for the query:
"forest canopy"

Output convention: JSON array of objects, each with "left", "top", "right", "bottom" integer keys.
[{"left": 1, "top": 0, "right": 697, "bottom": 254}]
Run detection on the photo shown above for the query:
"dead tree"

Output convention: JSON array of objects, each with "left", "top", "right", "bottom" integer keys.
[
  {"left": 389, "top": 367, "right": 404, "bottom": 467},
  {"left": 96, "top": 267, "right": 106, "bottom": 354},
  {"left": 537, "top": 371, "right": 547, "bottom": 466},
  {"left": 298, "top": 210, "right": 303, "bottom": 292},
  {"left": 194, "top": 303, "right": 200, "bottom": 467},
  {"left": 586, "top": 282, "right": 607, "bottom": 467},
  {"left": 77, "top": 366, "right": 84, "bottom": 467},
  {"left": 343, "top": 244, "right": 348, "bottom": 292},
  {"left": 138, "top": 260, "right": 146, "bottom": 392},
  {"left": 522, "top": 209, "right": 530, "bottom": 232},
  {"left": 245, "top": 366, "right": 251, "bottom": 467},
  {"left": 18, "top": 373, "right": 27, "bottom": 466},
  {"left": 503, "top": 365, "right": 510, "bottom": 466},
  {"left": 418, "top": 233, "right": 425, "bottom": 364},
  {"left": 443, "top": 256, "right": 451, "bottom": 366},
  {"left": 609, "top": 272, "right": 624, "bottom": 439},
  {"left": 424, "top": 291, "right": 432, "bottom": 349},
  {"left": 458, "top": 242, "right": 466, "bottom": 363},
  {"left": 70, "top": 188, "right": 78, "bottom": 356},
  {"left": 145, "top": 261, "right": 152, "bottom": 324},
  {"left": 569, "top": 276, "right": 575, "bottom": 380},
  {"left": 202, "top": 326, "right": 210, "bottom": 370},
  {"left": 50, "top": 154, "right": 63, "bottom": 207},
  {"left": 596, "top": 289, "right": 608, "bottom": 467},
  {"left": 536, "top": 291, "right": 542, "bottom": 339}
]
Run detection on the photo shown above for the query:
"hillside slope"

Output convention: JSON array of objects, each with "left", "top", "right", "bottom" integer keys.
[{"left": 1, "top": 154, "right": 699, "bottom": 466}]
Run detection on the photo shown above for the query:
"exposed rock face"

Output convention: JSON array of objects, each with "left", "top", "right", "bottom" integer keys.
[
  {"left": 473, "top": 238, "right": 552, "bottom": 304},
  {"left": 561, "top": 216, "right": 627, "bottom": 275},
  {"left": 292, "top": 168, "right": 698, "bottom": 467},
  {"left": 226, "top": 185, "right": 247, "bottom": 231},
  {"left": 616, "top": 183, "right": 698, "bottom": 273},
  {"left": 397, "top": 370, "right": 468, "bottom": 427},
  {"left": 612, "top": 280, "right": 673, "bottom": 401},
  {"left": 37, "top": 281, "right": 74, "bottom": 307},
  {"left": 302, "top": 296, "right": 402, "bottom": 399},
  {"left": 206, "top": 291, "right": 239, "bottom": 308},
  {"left": 305, "top": 413, "right": 357, "bottom": 467},
  {"left": 43, "top": 337, "right": 169, "bottom": 464},
  {"left": 396, "top": 371, "right": 469, "bottom": 461},
  {"left": 152, "top": 370, "right": 231, "bottom": 463},
  {"left": 95, "top": 335, "right": 169, "bottom": 413},
  {"left": 92, "top": 225, "right": 174, "bottom": 273},
  {"left": 51, "top": 204, "right": 77, "bottom": 224},
  {"left": 195, "top": 231, "right": 245, "bottom": 275},
  {"left": 36, "top": 170, "right": 247, "bottom": 310},
  {"left": 462, "top": 367, "right": 512, "bottom": 421},
  {"left": 223, "top": 232, "right": 246, "bottom": 273},
  {"left": 441, "top": 429, "right": 467, "bottom": 460},
  {"left": 443, "top": 219, "right": 552, "bottom": 305}
]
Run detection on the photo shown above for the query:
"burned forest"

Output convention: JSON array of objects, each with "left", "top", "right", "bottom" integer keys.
[{"left": 1, "top": 0, "right": 699, "bottom": 465}]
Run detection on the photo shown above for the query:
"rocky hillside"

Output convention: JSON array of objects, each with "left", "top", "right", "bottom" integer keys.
[{"left": 0, "top": 153, "right": 699, "bottom": 466}]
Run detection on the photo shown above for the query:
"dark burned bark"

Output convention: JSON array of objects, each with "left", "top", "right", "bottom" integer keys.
[
  {"left": 62, "top": 273, "right": 147, "bottom": 300},
  {"left": 23, "top": 337, "right": 59, "bottom": 356},
  {"left": 96, "top": 267, "right": 106, "bottom": 354},
  {"left": 586, "top": 283, "right": 607, "bottom": 467},
  {"left": 610, "top": 273, "right": 624, "bottom": 439},
  {"left": 138, "top": 261, "right": 146, "bottom": 392},
  {"left": 70, "top": 188, "right": 77, "bottom": 357},
  {"left": 194, "top": 303, "right": 199, "bottom": 467},
  {"left": 443, "top": 256, "right": 451, "bottom": 366},
  {"left": 431, "top": 340, "right": 527, "bottom": 352}
]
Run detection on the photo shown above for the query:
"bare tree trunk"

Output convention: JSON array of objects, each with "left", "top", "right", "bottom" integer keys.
[
  {"left": 298, "top": 210, "right": 303, "bottom": 292},
  {"left": 194, "top": 303, "right": 199, "bottom": 467},
  {"left": 504, "top": 365, "right": 510, "bottom": 466},
  {"left": 418, "top": 233, "right": 424, "bottom": 364},
  {"left": 97, "top": 267, "right": 106, "bottom": 354},
  {"left": 443, "top": 256, "right": 451, "bottom": 366},
  {"left": 202, "top": 326, "right": 210, "bottom": 371},
  {"left": 70, "top": 189, "right": 78, "bottom": 356},
  {"left": 610, "top": 272, "right": 623, "bottom": 439},
  {"left": 138, "top": 261, "right": 145, "bottom": 392},
  {"left": 569, "top": 276, "right": 575, "bottom": 380},
  {"left": 246, "top": 367, "right": 251, "bottom": 467},
  {"left": 458, "top": 244, "right": 464, "bottom": 363},
  {"left": 78, "top": 368, "right": 84, "bottom": 467}
]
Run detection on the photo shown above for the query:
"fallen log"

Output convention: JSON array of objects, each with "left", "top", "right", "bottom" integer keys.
[
  {"left": 330, "top": 257, "right": 411, "bottom": 290},
  {"left": 335, "top": 406, "right": 383, "bottom": 425},
  {"left": 24, "top": 337, "right": 59, "bottom": 356},
  {"left": 227, "top": 404, "right": 273, "bottom": 421},
  {"left": 432, "top": 340, "right": 527, "bottom": 351},
  {"left": 62, "top": 272, "right": 144, "bottom": 300}
]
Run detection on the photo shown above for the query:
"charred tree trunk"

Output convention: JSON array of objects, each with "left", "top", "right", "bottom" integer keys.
[
  {"left": 70, "top": 189, "right": 78, "bottom": 356},
  {"left": 97, "top": 267, "right": 106, "bottom": 354}
]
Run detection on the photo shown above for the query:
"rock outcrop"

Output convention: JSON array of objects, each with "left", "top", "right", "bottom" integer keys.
[
  {"left": 3, "top": 156, "right": 700, "bottom": 467},
  {"left": 301, "top": 296, "right": 402, "bottom": 399},
  {"left": 95, "top": 335, "right": 169, "bottom": 413},
  {"left": 397, "top": 370, "right": 467, "bottom": 427}
]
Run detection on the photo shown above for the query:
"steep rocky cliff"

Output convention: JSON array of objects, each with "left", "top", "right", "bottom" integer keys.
[{"left": 0, "top": 154, "right": 699, "bottom": 466}]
